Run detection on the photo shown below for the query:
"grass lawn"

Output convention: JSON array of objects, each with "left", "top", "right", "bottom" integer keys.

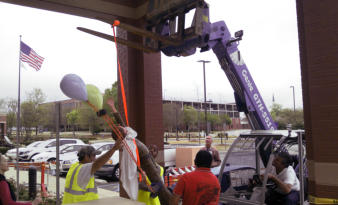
[{"left": 166, "top": 137, "right": 236, "bottom": 151}]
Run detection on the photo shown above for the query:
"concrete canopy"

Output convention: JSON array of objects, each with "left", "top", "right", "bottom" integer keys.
[{"left": 0, "top": 0, "right": 148, "bottom": 22}]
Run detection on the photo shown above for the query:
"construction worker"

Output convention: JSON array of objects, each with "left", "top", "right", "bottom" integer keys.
[
  {"left": 265, "top": 152, "right": 300, "bottom": 205},
  {"left": 62, "top": 140, "right": 123, "bottom": 204},
  {"left": 107, "top": 98, "right": 164, "bottom": 203},
  {"left": 137, "top": 144, "right": 164, "bottom": 205},
  {"left": 172, "top": 150, "right": 220, "bottom": 205}
]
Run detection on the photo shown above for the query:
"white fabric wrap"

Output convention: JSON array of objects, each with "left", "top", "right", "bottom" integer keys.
[{"left": 120, "top": 127, "right": 139, "bottom": 200}]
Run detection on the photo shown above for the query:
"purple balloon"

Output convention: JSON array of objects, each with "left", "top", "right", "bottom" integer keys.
[{"left": 60, "top": 74, "right": 88, "bottom": 101}]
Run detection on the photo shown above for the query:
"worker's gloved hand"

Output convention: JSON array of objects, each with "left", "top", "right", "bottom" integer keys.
[
  {"left": 96, "top": 109, "right": 106, "bottom": 116},
  {"left": 253, "top": 174, "right": 263, "bottom": 186},
  {"left": 150, "top": 182, "right": 162, "bottom": 198}
]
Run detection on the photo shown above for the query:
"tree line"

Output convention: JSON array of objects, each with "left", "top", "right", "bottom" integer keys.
[
  {"left": 0, "top": 85, "right": 304, "bottom": 142},
  {"left": 0, "top": 84, "right": 119, "bottom": 141},
  {"left": 270, "top": 103, "right": 304, "bottom": 130},
  {"left": 163, "top": 103, "right": 232, "bottom": 135}
]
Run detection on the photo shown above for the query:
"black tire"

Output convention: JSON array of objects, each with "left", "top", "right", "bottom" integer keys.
[
  {"left": 112, "top": 164, "right": 119, "bottom": 181},
  {"left": 60, "top": 172, "right": 67, "bottom": 177},
  {"left": 29, "top": 153, "right": 39, "bottom": 161},
  {"left": 47, "top": 158, "right": 56, "bottom": 163}
]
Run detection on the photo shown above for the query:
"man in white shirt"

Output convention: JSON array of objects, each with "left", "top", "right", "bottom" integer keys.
[
  {"left": 265, "top": 152, "right": 300, "bottom": 205},
  {"left": 200, "top": 136, "right": 221, "bottom": 166}
]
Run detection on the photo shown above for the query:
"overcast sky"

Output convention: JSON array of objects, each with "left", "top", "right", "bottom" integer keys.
[{"left": 0, "top": 0, "right": 302, "bottom": 110}]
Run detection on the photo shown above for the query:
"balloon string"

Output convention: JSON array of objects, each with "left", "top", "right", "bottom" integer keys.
[
  {"left": 87, "top": 101, "right": 138, "bottom": 168},
  {"left": 112, "top": 21, "right": 129, "bottom": 126},
  {"left": 87, "top": 101, "right": 153, "bottom": 192},
  {"left": 104, "top": 115, "right": 144, "bottom": 183},
  {"left": 112, "top": 20, "right": 150, "bottom": 189},
  {"left": 111, "top": 21, "right": 153, "bottom": 191},
  {"left": 103, "top": 115, "right": 153, "bottom": 192},
  {"left": 105, "top": 115, "right": 142, "bottom": 181}
]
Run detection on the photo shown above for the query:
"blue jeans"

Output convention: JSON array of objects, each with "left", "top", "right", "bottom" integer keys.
[{"left": 265, "top": 190, "right": 300, "bottom": 205}]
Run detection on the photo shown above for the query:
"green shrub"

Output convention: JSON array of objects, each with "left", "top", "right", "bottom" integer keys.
[
  {"left": 81, "top": 138, "right": 89, "bottom": 144},
  {"left": 7, "top": 177, "right": 60, "bottom": 204},
  {"left": 81, "top": 137, "right": 97, "bottom": 144},
  {"left": 7, "top": 177, "right": 30, "bottom": 200},
  {"left": 0, "top": 146, "right": 11, "bottom": 154},
  {"left": 42, "top": 196, "right": 59, "bottom": 204}
]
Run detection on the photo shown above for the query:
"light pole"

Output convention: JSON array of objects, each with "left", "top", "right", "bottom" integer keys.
[
  {"left": 290, "top": 86, "right": 295, "bottom": 112},
  {"left": 163, "top": 89, "right": 167, "bottom": 100},
  {"left": 198, "top": 60, "right": 210, "bottom": 136}
]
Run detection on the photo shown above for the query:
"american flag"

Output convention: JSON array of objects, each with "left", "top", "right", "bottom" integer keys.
[{"left": 20, "top": 41, "right": 44, "bottom": 71}]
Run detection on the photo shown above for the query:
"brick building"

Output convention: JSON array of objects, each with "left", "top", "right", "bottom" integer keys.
[
  {"left": 40, "top": 99, "right": 83, "bottom": 131},
  {"left": 46, "top": 99, "right": 247, "bottom": 131},
  {"left": 163, "top": 99, "right": 246, "bottom": 130}
]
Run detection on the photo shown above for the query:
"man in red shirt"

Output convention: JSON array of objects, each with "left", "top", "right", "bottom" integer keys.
[{"left": 172, "top": 150, "right": 220, "bottom": 205}]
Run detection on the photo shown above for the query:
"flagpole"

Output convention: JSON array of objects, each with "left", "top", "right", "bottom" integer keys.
[{"left": 16, "top": 35, "right": 22, "bottom": 199}]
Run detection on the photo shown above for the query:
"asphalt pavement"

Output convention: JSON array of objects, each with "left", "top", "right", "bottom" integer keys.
[{"left": 5, "top": 167, "right": 120, "bottom": 198}]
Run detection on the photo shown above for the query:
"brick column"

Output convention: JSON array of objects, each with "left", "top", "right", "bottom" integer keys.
[
  {"left": 116, "top": 24, "right": 164, "bottom": 197},
  {"left": 296, "top": 0, "right": 338, "bottom": 199}
]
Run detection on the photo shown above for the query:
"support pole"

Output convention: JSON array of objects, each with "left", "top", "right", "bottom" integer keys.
[
  {"left": 290, "top": 86, "right": 296, "bottom": 112},
  {"left": 203, "top": 63, "right": 207, "bottom": 136},
  {"left": 298, "top": 131, "right": 304, "bottom": 205},
  {"left": 28, "top": 166, "right": 37, "bottom": 200},
  {"left": 16, "top": 35, "right": 22, "bottom": 199},
  {"left": 197, "top": 60, "right": 210, "bottom": 136},
  {"left": 55, "top": 102, "right": 61, "bottom": 205}
]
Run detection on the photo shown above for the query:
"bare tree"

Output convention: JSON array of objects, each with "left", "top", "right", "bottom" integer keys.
[
  {"left": 66, "top": 109, "right": 79, "bottom": 137},
  {"left": 0, "top": 99, "right": 6, "bottom": 113},
  {"left": 6, "top": 99, "right": 18, "bottom": 138},
  {"left": 26, "top": 88, "right": 47, "bottom": 135},
  {"left": 163, "top": 103, "right": 183, "bottom": 139},
  {"left": 183, "top": 105, "right": 197, "bottom": 140}
]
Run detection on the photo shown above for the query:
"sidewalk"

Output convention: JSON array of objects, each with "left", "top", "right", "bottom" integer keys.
[{"left": 5, "top": 167, "right": 119, "bottom": 198}]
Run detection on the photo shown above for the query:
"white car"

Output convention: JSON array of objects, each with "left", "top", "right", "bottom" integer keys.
[
  {"left": 92, "top": 142, "right": 119, "bottom": 165},
  {"left": 31, "top": 144, "right": 87, "bottom": 163},
  {"left": 60, "top": 142, "right": 120, "bottom": 181},
  {"left": 6, "top": 141, "right": 43, "bottom": 160},
  {"left": 20, "top": 138, "right": 85, "bottom": 161},
  {"left": 92, "top": 142, "right": 120, "bottom": 180}
]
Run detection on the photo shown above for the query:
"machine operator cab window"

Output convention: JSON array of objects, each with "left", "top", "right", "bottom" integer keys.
[{"left": 217, "top": 130, "right": 306, "bottom": 205}]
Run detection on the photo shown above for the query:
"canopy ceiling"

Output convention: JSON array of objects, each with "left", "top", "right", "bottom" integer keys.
[{"left": 0, "top": 0, "right": 149, "bottom": 22}]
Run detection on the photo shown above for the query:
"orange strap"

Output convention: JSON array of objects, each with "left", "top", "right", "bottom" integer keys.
[
  {"left": 112, "top": 20, "right": 143, "bottom": 183},
  {"left": 133, "top": 138, "right": 142, "bottom": 182},
  {"left": 87, "top": 96, "right": 153, "bottom": 192},
  {"left": 112, "top": 20, "right": 129, "bottom": 126},
  {"left": 104, "top": 20, "right": 152, "bottom": 192}
]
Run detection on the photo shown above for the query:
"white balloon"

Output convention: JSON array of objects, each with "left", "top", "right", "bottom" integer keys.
[{"left": 60, "top": 74, "right": 88, "bottom": 101}]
